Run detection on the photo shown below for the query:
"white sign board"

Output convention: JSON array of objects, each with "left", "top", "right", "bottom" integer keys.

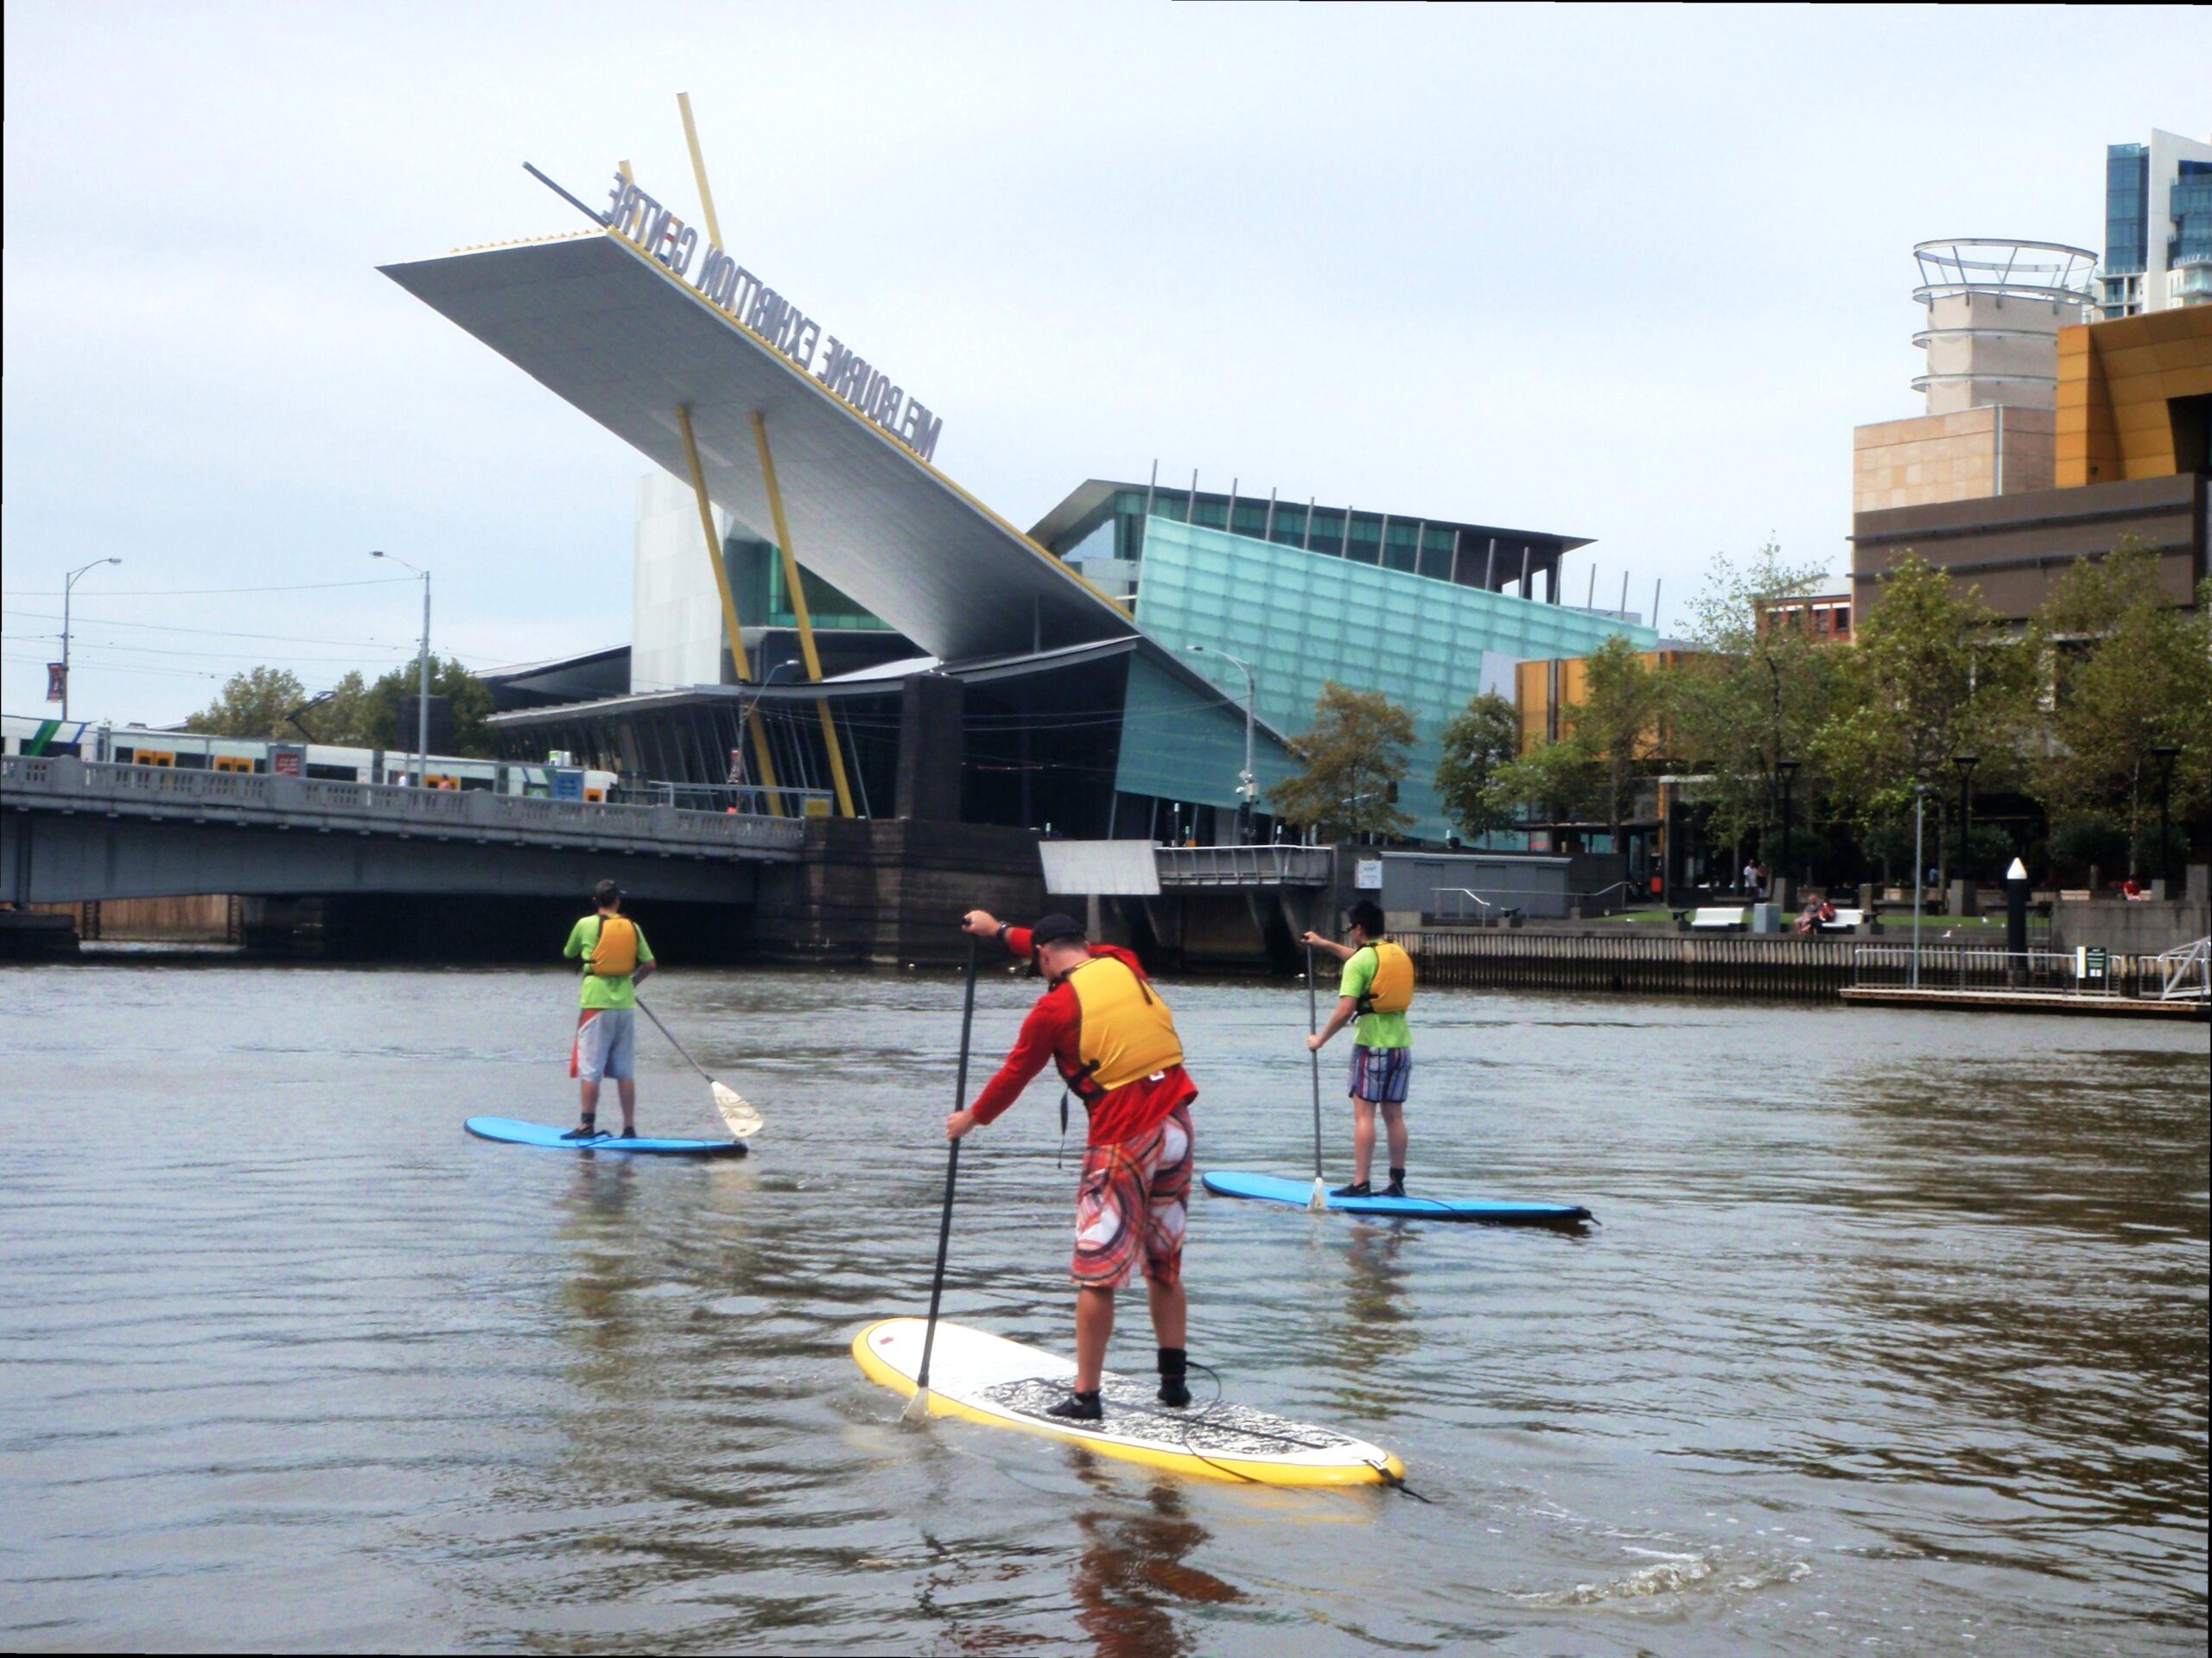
[
  {"left": 1038, "top": 840, "right": 1163, "bottom": 896},
  {"left": 1354, "top": 859, "right": 1383, "bottom": 891}
]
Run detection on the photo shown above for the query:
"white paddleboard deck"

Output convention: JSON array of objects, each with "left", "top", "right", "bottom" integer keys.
[{"left": 854, "top": 1317, "right": 1402, "bottom": 1486}]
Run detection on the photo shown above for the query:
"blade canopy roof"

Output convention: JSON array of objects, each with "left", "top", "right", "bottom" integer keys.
[{"left": 381, "top": 232, "right": 1132, "bottom": 663}]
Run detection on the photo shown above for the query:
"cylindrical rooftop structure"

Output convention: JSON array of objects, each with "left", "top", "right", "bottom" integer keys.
[{"left": 1910, "top": 239, "right": 2096, "bottom": 414}]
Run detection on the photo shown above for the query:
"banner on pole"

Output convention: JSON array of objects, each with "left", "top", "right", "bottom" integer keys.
[{"left": 45, "top": 662, "right": 66, "bottom": 702}]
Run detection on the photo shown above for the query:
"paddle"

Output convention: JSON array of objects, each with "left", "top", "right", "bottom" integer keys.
[
  {"left": 1306, "top": 940, "right": 1328, "bottom": 1211},
  {"left": 905, "top": 933, "right": 980, "bottom": 1424},
  {"left": 635, "top": 998, "right": 764, "bottom": 1140}
]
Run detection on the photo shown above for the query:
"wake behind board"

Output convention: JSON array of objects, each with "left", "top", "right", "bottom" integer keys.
[
  {"left": 1203, "top": 1170, "right": 1590, "bottom": 1226},
  {"left": 854, "top": 1317, "right": 1402, "bottom": 1486},
  {"left": 465, "top": 1116, "right": 747, "bottom": 1157}
]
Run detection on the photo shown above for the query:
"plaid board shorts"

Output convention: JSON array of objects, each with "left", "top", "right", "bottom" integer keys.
[
  {"left": 569, "top": 1008, "right": 637, "bottom": 1083},
  {"left": 1071, "top": 1104, "right": 1194, "bottom": 1290},
  {"left": 1347, "top": 1045, "right": 1411, "bottom": 1104}
]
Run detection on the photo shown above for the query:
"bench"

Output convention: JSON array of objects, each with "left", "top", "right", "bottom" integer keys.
[
  {"left": 1819, "top": 908, "right": 1883, "bottom": 936},
  {"left": 1675, "top": 906, "right": 1746, "bottom": 932}
]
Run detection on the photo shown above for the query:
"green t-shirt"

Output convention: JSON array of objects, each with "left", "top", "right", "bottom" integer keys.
[
  {"left": 563, "top": 913, "right": 654, "bottom": 1009},
  {"left": 1340, "top": 943, "right": 1411, "bottom": 1051}
]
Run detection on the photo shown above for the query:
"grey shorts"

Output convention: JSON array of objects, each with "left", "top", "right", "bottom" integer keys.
[{"left": 571, "top": 1007, "right": 637, "bottom": 1083}]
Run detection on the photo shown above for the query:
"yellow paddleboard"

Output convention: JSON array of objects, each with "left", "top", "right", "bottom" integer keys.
[{"left": 853, "top": 1318, "right": 1404, "bottom": 1487}]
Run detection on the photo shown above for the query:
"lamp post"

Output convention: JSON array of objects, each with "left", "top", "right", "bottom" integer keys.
[
  {"left": 1776, "top": 758, "right": 1800, "bottom": 912},
  {"left": 1952, "top": 753, "right": 1979, "bottom": 917},
  {"left": 60, "top": 558, "right": 123, "bottom": 721},
  {"left": 1911, "top": 784, "right": 1932, "bottom": 988},
  {"left": 371, "top": 551, "right": 430, "bottom": 787},
  {"left": 1184, "top": 643, "right": 1257, "bottom": 843},
  {"left": 2150, "top": 744, "right": 2179, "bottom": 895}
]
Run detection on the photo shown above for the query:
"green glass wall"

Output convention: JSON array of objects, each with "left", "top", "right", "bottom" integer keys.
[
  {"left": 726, "top": 537, "right": 893, "bottom": 632},
  {"left": 1131, "top": 518, "right": 1657, "bottom": 841},
  {"left": 1113, "top": 651, "right": 1296, "bottom": 812},
  {"left": 1071, "top": 488, "right": 1477, "bottom": 583}
]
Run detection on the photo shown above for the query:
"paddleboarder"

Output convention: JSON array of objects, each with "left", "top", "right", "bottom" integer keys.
[
  {"left": 1301, "top": 899, "right": 1415, "bottom": 1197},
  {"left": 949, "top": 910, "right": 1196, "bottom": 1421},
  {"left": 561, "top": 879, "right": 656, "bottom": 1140}
]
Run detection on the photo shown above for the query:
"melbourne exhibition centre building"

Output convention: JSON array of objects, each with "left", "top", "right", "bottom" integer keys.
[{"left": 383, "top": 169, "right": 1650, "bottom": 846}]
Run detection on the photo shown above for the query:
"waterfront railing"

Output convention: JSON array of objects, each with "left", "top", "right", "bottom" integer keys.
[{"left": 2, "top": 755, "right": 805, "bottom": 861}]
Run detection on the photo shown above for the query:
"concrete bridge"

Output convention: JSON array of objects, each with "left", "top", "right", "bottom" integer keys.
[{"left": 1, "top": 755, "right": 802, "bottom": 907}]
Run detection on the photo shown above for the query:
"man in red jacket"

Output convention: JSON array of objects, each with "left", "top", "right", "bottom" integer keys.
[{"left": 950, "top": 909, "right": 1196, "bottom": 1421}]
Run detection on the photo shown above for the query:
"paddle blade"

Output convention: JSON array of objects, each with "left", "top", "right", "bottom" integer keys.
[
  {"left": 1309, "top": 1176, "right": 1329, "bottom": 1213},
  {"left": 711, "top": 1081, "right": 763, "bottom": 1139},
  {"left": 899, "top": 1385, "right": 932, "bottom": 1424}
]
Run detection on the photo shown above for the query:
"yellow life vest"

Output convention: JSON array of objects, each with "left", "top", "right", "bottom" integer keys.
[
  {"left": 586, "top": 914, "right": 639, "bottom": 978},
  {"left": 1355, "top": 939, "right": 1414, "bottom": 1016},
  {"left": 1060, "top": 955, "right": 1184, "bottom": 1101}
]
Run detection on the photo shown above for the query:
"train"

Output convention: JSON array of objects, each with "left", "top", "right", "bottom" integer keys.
[{"left": 3, "top": 714, "right": 619, "bottom": 802}]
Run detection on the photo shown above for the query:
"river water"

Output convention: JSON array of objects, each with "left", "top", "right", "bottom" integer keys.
[{"left": 3, "top": 958, "right": 2205, "bottom": 1655}]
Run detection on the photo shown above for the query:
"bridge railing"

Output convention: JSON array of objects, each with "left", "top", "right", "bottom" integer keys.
[
  {"left": 2, "top": 756, "right": 804, "bottom": 859},
  {"left": 1154, "top": 845, "right": 1333, "bottom": 886}
]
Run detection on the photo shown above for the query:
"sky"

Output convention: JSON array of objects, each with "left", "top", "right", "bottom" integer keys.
[{"left": 3, "top": 3, "right": 2206, "bottom": 728}]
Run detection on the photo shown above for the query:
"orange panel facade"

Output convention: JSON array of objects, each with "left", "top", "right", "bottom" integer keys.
[{"left": 2055, "top": 306, "right": 2212, "bottom": 486}]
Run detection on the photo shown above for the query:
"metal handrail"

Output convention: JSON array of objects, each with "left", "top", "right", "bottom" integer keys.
[
  {"left": 1, "top": 755, "right": 804, "bottom": 858},
  {"left": 1155, "top": 845, "right": 1332, "bottom": 886},
  {"left": 2158, "top": 937, "right": 2211, "bottom": 1002}
]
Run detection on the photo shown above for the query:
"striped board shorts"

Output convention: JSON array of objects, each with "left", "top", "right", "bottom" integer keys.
[
  {"left": 1347, "top": 1045, "right": 1411, "bottom": 1104},
  {"left": 1071, "top": 1103, "right": 1194, "bottom": 1291}
]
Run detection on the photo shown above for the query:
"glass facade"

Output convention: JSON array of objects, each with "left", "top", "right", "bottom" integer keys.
[
  {"left": 1127, "top": 518, "right": 1656, "bottom": 842},
  {"left": 1052, "top": 488, "right": 1564, "bottom": 596},
  {"left": 1113, "top": 651, "right": 1296, "bottom": 814},
  {"left": 2171, "top": 160, "right": 2212, "bottom": 292},
  {"left": 2106, "top": 143, "right": 2150, "bottom": 275},
  {"left": 728, "top": 537, "right": 893, "bottom": 632}
]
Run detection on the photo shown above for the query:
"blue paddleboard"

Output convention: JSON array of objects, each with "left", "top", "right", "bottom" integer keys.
[
  {"left": 465, "top": 1116, "right": 747, "bottom": 1157},
  {"left": 1201, "top": 1170, "right": 1589, "bottom": 1226}
]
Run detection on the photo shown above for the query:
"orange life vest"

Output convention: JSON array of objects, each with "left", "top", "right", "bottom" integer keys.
[
  {"left": 585, "top": 913, "right": 639, "bottom": 978},
  {"left": 1058, "top": 955, "right": 1184, "bottom": 1102},
  {"left": 1354, "top": 939, "right": 1414, "bottom": 1016}
]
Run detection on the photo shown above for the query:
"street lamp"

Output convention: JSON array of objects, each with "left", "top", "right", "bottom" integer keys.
[
  {"left": 1776, "top": 757, "right": 1800, "bottom": 909},
  {"left": 1911, "top": 783, "right": 1933, "bottom": 988},
  {"left": 59, "top": 558, "right": 123, "bottom": 721},
  {"left": 1184, "top": 644, "right": 1257, "bottom": 843},
  {"left": 371, "top": 551, "right": 431, "bottom": 787},
  {"left": 1952, "top": 753, "right": 1979, "bottom": 914},
  {"left": 2150, "top": 744, "right": 2180, "bottom": 892}
]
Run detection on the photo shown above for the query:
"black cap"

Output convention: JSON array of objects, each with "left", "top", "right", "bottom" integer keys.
[
  {"left": 593, "top": 879, "right": 623, "bottom": 906},
  {"left": 1031, "top": 912, "right": 1086, "bottom": 947}
]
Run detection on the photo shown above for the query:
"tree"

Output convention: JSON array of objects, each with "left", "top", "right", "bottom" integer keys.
[
  {"left": 1810, "top": 553, "right": 2038, "bottom": 890},
  {"left": 287, "top": 670, "right": 372, "bottom": 745},
  {"left": 1571, "top": 633, "right": 1665, "bottom": 848},
  {"left": 1268, "top": 681, "right": 1415, "bottom": 841},
  {"left": 1433, "top": 690, "right": 1520, "bottom": 839},
  {"left": 2032, "top": 548, "right": 2212, "bottom": 877},
  {"left": 195, "top": 658, "right": 499, "bottom": 757},
  {"left": 372, "top": 657, "right": 498, "bottom": 757},
  {"left": 188, "top": 666, "right": 309, "bottom": 739},
  {"left": 1662, "top": 543, "right": 1844, "bottom": 869},
  {"left": 1484, "top": 736, "right": 1600, "bottom": 831}
]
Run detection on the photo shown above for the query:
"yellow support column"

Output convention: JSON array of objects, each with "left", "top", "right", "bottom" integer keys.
[
  {"left": 677, "top": 93, "right": 725, "bottom": 251},
  {"left": 752, "top": 410, "right": 858, "bottom": 818},
  {"left": 676, "top": 403, "right": 783, "bottom": 815}
]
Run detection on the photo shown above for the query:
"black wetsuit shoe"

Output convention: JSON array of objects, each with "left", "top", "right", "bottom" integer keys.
[
  {"left": 616, "top": 1125, "right": 641, "bottom": 1139},
  {"left": 1157, "top": 1347, "right": 1191, "bottom": 1408},
  {"left": 1383, "top": 1177, "right": 1407, "bottom": 1198},
  {"left": 561, "top": 1124, "right": 601, "bottom": 1141},
  {"left": 1331, "top": 1181, "right": 1372, "bottom": 1198},
  {"left": 1046, "top": 1390, "right": 1103, "bottom": 1422}
]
